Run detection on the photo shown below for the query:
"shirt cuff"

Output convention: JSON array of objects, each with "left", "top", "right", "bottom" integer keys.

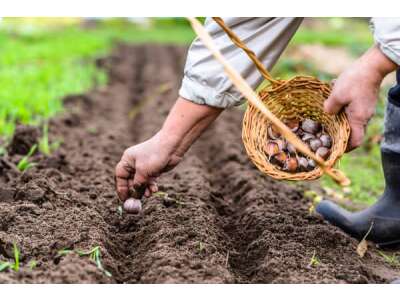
[
  {"left": 179, "top": 75, "right": 245, "bottom": 109},
  {"left": 376, "top": 39, "right": 400, "bottom": 66}
]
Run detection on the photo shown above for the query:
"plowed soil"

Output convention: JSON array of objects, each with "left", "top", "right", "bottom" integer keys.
[{"left": 0, "top": 44, "right": 399, "bottom": 283}]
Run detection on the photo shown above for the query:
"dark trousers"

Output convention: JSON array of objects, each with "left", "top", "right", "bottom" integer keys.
[{"left": 382, "top": 70, "right": 400, "bottom": 154}]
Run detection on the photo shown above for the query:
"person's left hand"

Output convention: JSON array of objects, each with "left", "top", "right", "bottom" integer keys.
[{"left": 324, "top": 45, "right": 397, "bottom": 151}]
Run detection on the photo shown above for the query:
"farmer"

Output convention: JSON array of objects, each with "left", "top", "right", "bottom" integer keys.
[{"left": 115, "top": 18, "right": 400, "bottom": 247}]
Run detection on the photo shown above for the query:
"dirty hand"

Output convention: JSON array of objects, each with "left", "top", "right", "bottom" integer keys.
[
  {"left": 115, "top": 132, "right": 182, "bottom": 201},
  {"left": 324, "top": 45, "right": 397, "bottom": 151},
  {"left": 115, "top": 97, "right": 222, "bottom": 202}
]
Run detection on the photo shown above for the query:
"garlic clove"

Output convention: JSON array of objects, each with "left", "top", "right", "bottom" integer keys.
[
  {"left": 284, "top": 157, "right": 298, "bottom": 173},
  {"left": 301, "top": 118, "right": 321, "bottom": 134},
  {"left": 298, "top": 157, "right": 308, "bottom": 171},
  {"left": 320, "top": 134, "right": 332, "bottom": 148},
  {"left": 316, "top": 147, "right": 330, "bottom": 160},
  {"left": 123, "top": 198, "right": 142, "bottom": 214},
  {"left": 307, "top": 159, "right": 317, "bottom": 170},
  {"left": 309, "top": 138, "right": 323, "bottom": 152},
  {"left": 302, "top": 133, "right": 315, "bottom": 142},
  {"left": 265, "top": 141, "right": 280, "bottom": 157}
]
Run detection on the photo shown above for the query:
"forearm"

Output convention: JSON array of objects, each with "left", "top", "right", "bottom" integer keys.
[{"left": 159, "top": 97, "right": 223, "bottom": 157}]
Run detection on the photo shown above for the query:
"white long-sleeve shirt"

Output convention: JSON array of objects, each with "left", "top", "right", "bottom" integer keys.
[{"left": 179, "top": 17, "right": 400, "bottom": 108}]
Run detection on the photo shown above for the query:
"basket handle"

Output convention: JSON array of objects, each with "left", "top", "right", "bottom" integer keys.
[
  {"left": 187, "top": 17, "right": 350, "bottom": 186},
  {"left": 212, "top": 17, "right": 279, "bottom": 85}
]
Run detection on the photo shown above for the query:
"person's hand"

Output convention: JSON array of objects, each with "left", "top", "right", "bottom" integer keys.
[
  {"left": 115, "top": 97, "right": 222, "bottom": 202},
  {"left": 115, "top": 132, "right": 182, "bottom": 202},
  {"left": 324, "top": 45, "right": 397, "bottom": 152}
]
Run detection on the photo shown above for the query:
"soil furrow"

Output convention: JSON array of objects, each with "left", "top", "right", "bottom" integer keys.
[{"left": 0, "top": 44, "right": 399, "bottom": 283}]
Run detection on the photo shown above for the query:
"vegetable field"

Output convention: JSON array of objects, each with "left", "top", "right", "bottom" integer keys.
[{"left": 0, "top": 18, "right": 399, "bottom": 283}]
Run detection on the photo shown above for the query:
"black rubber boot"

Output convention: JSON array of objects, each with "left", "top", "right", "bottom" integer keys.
[{"left": 316, "top": 150, "right": 400, "bottom": 247}]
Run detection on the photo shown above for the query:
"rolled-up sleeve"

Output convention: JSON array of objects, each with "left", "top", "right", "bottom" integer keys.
[
  {"left": 371, "top": 18, "right": 400, "bottom": 66},
  {"left": 179, "top": 17, "right": 303, "bottom": 108}
]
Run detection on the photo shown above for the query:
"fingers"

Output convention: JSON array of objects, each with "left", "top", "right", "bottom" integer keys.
[
  {"left": 346, "top": 119, "right": 366, "bottom": 152},
  {"left": 324, "top": 92, "right": 348, "bottom": 115},
  {"left": 115, "top": 159, "right": 134, "bottom": 202},
  {"left": 149, "top": 180, "right": 158, "bottom": 193}
]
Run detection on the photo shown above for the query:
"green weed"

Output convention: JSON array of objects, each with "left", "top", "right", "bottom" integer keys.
[
  {"left": 0, "top": 243, "right": 21, "bottom": 272},
  {"left": 38, "top": 122, "right": 61, "bottom": 155},
  {"left": 308, "top": 250, "right": 320, "bottom": 268},
  {"left": 378, "top": 251, "right": 400, "bottom": 267},
  {"left": 17, "top": 144, "right": 37, "bottom": 172},
  {"left": 58, "top": 246, "right": 112, "bottom": 277}
]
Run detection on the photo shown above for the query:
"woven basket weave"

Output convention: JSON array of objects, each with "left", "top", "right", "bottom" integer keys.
[{"left": 213, "top": 17, "right": 351, "bottom": 181}]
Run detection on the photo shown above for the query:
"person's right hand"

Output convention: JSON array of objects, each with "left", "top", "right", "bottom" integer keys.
[
  {"left": 115, "top": 132, "right": 182, "bottom": 202},
  {"left": 115, "top": 97, "right": 223, "bottom": 202}
]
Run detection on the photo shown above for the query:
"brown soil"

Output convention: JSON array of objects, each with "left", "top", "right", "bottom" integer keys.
[{"left": 0, "top": 44, "right": 399, "bottom": 283}]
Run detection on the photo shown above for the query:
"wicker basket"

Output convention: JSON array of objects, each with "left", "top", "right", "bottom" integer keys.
[
  {"left": 243, "top": 76, "right": 350, "bottom": 180},
  {"left": 213, "top": 17, "right": 350, "bottom": 181}
]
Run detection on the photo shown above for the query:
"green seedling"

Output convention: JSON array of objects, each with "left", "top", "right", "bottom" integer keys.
[
  {"left": 87, "top": 126, "right": 98, "bottom": 134},
  {"left": 17, "top": 144, "right": 37, "bottom": 172},
  {"left": 28, "top": 260, "right": 38, "bottom": 270},
  {"left": 198, "top": 241, "right": 205, "bottom": 252},
  {"left": 308, "top": 250, "right": 320, "bottom": 268},
  {"left": 117, "top": 205, "right": 123, "bottom": 217},
  {"left": 76, "top": 246, "right": 112, "bottom": 277},
  {"left": 304, "top": 190, "right": 322, "bottom": 215},
  {"left": 0, "top": 243, "right": 20, "bottom": 272},
  {"left": 38, "top": 122, "right": 61, "bottom": 156},
  {"left": 57, "top": 248, "right": 74, "bottom": 256},
  {"left": 378, "top": 251, "right": 400, "bottom": 267},
  {"left": 153, "top": 191, "right": 183, "bottom": 206}
]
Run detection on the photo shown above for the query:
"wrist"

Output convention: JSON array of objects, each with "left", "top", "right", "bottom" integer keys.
[
  {"left": 360, "top": 45, "right": 397, "bottom": 83},
  {"left": 155, "top": 129, "right": 182, "bottom": 156}
]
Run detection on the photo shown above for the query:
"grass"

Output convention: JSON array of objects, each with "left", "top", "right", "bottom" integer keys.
[
  {"left": 58, "top": 246, "right": 112, "bottom": 277},
  {"left": 292, "top": 18, "right": 373, "bottom": 55},
  {"left": 307, "top": 250, "right": 320, "bottom": 268},
  {"left": 378, "top": 251, "right": 400, "bottom": 267},
  {"left": 0, "top": 18, "right": 194, "bottom": 140},
  {"left": 38, "top": 121, "right": 61, "bottom": 155},
  {"left": 17, "top": 144, "right": 37, "bottom": 171},
  {"left": 0, "top": 243, "right": 20, "bottom": 272}
]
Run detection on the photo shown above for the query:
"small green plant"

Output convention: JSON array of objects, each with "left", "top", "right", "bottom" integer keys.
[
  {"left": 378, "top": 251, "right": 400, "bottom": 267},
  {"left": 28, "top": 260, "right": 38, "bottom": 270},
  {"left": 308, "top": 250, "right": 320, "bottom": 268},
  {"left": 87, "top": 126, "right": 98, "bottom": 134},
  {"left": 58, "top": 246, "right": 111, "bottom": 277},
  {"left": 304, "top": 190, "right": 322, "bottom": 215},
  {"left": 153, "top": 191, "right": 183, "bottom": 206},
  {"left": 17, "top": 144, "right": 37, "bottom": 172},
  {"left": 117, "top": 205, "right": 123, "bottom": 217},
  {"left": 57, "top": 248, "right": 74, "bottom": 256},
  {"left": 77, "top": 246, "right": 112, "bottom": 277},
  {"left": 198, "top": 241, "right": 205, "bottom": 252},
  {"left": 38, "top": 122, "right": 61, "bottom": 156},
  {"left": 0, "top": 243, "right": 21, "bottom": 272}
]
